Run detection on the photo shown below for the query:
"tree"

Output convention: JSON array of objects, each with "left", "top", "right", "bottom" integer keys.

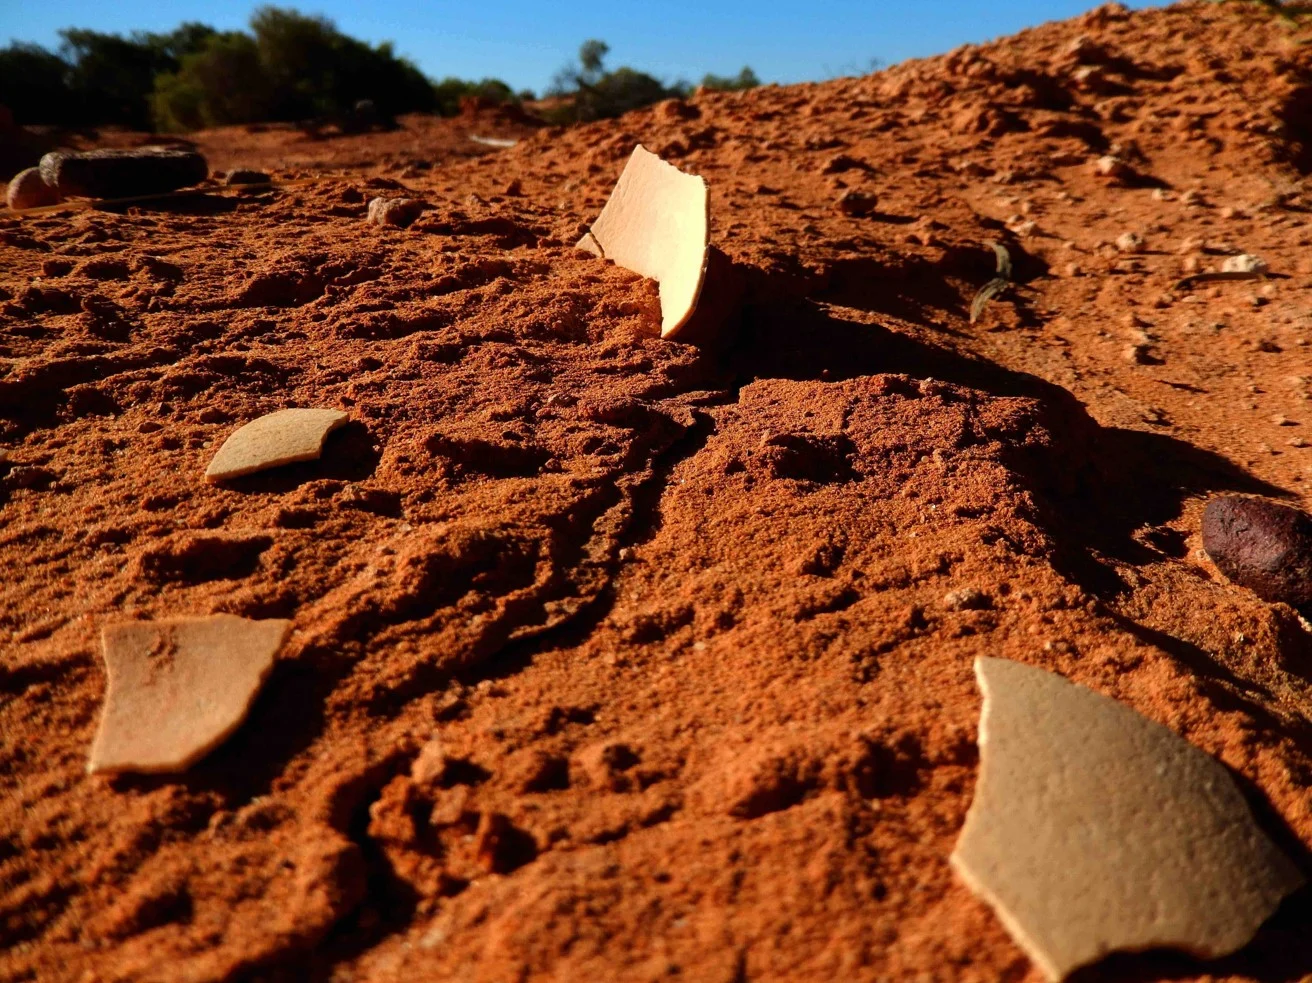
[
  {"left": 547, "top": 39, "right": 680, "bottom": 123},
  {"left": 700, "top": 66, "right": 761, "bottom": 92},
  {"left": 247, "top": 7, "right": 435, "bottom": 121},
  {"left": 0, "top": 42, "right": 75, "bottom": 124},
  {"left": 578, "top": 39, "right": 609, "bottom": 78},
  {"left": 153, "top": 32, "right": 269, "bottom": 131}
]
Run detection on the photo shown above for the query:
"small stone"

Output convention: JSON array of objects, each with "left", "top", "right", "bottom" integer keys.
[
  {"left": 40, "top": 147, "right": 208, "bottom": 199},
  {"left": 88, "top": 615, "right": 290, "bottom": 774},
  {"left": 205, "top": 408, "right": 349, "bottom": 482},
  {"left": 503, "top": 178, "right": 523, "bottom": 196},
  {"left": 1221, "top": 253, "right": 1268, "bottom": 274},
  {"left": 4, "top": 464, "right": 56, "bottom": 490},
  {"left": 820, "top": 153, "right": 870, "bottom": 174},
  {"left": 1123, "top": 343, "right": 1152, "bottom": 364},
  {"left": 836, "top": 189, "right": 878, "bottom": 217},
  {"left": 1219, "top": 205, "right": 1245, "bottom": 220},
  {"left": 943, "top": 587, "right": 991, "bottom": 611},
  {"left": 1065, "top": 34, "right": 1109, "bottom": 64},
  {"left": 1094, "top": 155, "right": 1130, "bottom": 179},
  {"left": 1115, "top": 232, "right": 1145, "bottom": 253},
  {"left": 225, "top": 169, "right": 270, "bottom": 185},
  {"left": 1202, "top": 496, "right": 1312, "bottom": 608},
  {"left": 6, "top": 166, "right": 60, "bottom": 210},
  {"left": 1180, "top": 189, "right": 1203, "bottom": 206},
  {"left": 366, "top": 197, "right": 426, "bottom": 228},
  {"left": 410, "top": 738, "right": 449, "bottom": 785}
]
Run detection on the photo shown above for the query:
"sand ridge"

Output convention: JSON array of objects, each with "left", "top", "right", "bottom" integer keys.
[{"left": 2, "top": 2, "right": 1312, "bottom": 980}]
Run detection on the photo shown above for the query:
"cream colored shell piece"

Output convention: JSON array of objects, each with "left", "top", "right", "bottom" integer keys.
[
  {"left": 581, "top": 145, "right": 709, "bottom": 338},
  {"left": 205, "top": 408, "right": 348, "bottom": 482},
  {"left": 88, "top": 615, "right": 290, "bottom": 774},
  {"left": 952, "top": 656, "right": 1302, "bottom": 981}
]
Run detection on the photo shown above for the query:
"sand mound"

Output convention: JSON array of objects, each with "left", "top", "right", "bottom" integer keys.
[{"left": 2, "top": 3, "right": 1312, "bottom": 980}]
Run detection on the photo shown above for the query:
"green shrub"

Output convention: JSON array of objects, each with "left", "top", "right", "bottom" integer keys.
[
  {"left": 153, "top": 32, "right": 268, "bottom": 131},
  {"left": 0, "top": 42, "right": 76, "bottom": 124},
  {"left": 700, "top": 66, "right": 761, "bottom": 92},
  {"left": 248, "top": 7, "right": 435, "bottom": 122},
  {"left": 546, "top": 39, "right": 685, "bottom": 123}
]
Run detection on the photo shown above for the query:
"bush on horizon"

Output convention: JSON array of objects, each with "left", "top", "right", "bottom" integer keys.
[{"left": 545, "top": 41, "right": 761, "bottom": 123}]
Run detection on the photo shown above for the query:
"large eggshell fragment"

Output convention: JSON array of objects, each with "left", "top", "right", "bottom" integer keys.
[
  {"left": 952, "top": 656, "right": 1302, "bottom": 981},
  {"left": 89, "top": 615, "right": 290, "bottom": 774},
  {"left": 205, "top": 408, "right": 348, "bottom": 482},
  {"left": 582, "top": 145, "right": 710, "bottom": 338}
]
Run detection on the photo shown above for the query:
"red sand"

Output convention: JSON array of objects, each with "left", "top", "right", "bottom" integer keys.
[{"left": 2, "top": 3, "right": 1312, "bottom": 980}]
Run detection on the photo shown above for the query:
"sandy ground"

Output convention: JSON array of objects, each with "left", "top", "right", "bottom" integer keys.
[{"left": 2, "top": 2, "right": 1312, "bottom": 980}]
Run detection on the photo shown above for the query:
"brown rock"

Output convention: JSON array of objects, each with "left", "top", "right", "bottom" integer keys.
[
  {"left": 205, "top": 408, "right": 349, "bottom": 482},
  {"left": 225, "top": 169, "right": 271, "bottom": 186},
  {"left": 1202, "top": 496, "right": 1312, "bottom": 608},
  {"left": 952, "top": 656, "right": 1302, "bottom": 981},
  {"left": 836, "top": 189, "right": 878, "bottom": 217},
  {"left": 942, "top": 587, "right": 991, "bottom": 611},
  {"left": 366, "top": 196, "right": 426, "bottom": 228},
  {"left": 40, "top": 147, "right": 208, "bottom": 199},
  {"left": 6, "top": 166, "right": 60, "bottom": 210},
  {"left": 88, "top": 615, "right": 290, "bottom": 774}
]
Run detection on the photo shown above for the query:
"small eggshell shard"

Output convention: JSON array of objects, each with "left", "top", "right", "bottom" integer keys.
[
  {"left": 582, "top": 145, "right": 709, "bottom": 338},
  {"left": 88, "top": 615, "right": 290, "bottom": 774},
  {"left": 205, "top": 408, "right": 349, "bottom": 482},
  {"left": 952, "top": 656, "right": 1302, "bottom": 981}
]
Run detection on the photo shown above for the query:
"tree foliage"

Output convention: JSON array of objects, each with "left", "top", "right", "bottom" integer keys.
[
  {"left": 0, "top": 42, "right": 76, "bottom": 125},
  {"left": 0, "top": 16, "right": 762, "bottom": 133},
  {"left": 700, "top": 66, "right": 761, "bottom": 92},
  {"left": 546, "top": 39, "right": 690, "bottom": 123},
  {"left": 1, "top": 7, "right": 515, "bottom": 132},
  {"left": 153, "top": 8, "right": 440, "bottom": 131}
]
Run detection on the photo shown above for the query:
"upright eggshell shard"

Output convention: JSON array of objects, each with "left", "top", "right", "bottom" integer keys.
[
  {"left": 952, "top": 656, "right": 1302, "bottom": 981},
  {"left": 585, "top": 145, "right": 709, "bottom": 338},
  {"left": 205, "top": 408, "right": 349, "bottom": 482},
  {"left": 89, "top": 615, "right": 290, "bottom": 774}
]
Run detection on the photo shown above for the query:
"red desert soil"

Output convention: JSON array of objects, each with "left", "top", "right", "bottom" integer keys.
[{"left": 3, "top": 2, "right": 1312, "bottom": 980}]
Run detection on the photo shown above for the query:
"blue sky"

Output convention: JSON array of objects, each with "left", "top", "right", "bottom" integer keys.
[{"left": 4, "top": 1, "right": 1163, "bottom": 94}]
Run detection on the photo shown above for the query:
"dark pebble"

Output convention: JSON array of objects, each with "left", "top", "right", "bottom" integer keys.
[{"left": 1202, "top": 495, "right": 1312, "bottom": 608}]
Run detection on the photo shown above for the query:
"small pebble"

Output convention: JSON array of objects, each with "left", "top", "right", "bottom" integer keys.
[
  {"left": 225, "top": 169, "right": 271, "bottom": 185},
  {"left": 836, "top": 189, "right": 878, "bottom": 217},
  {"left": 6, "top": 167, "right": 60, "bottom": 210},
  {"left": 1094, "top": 155, "right": 1130, "bottom": 179},
  {"left": 1202, "top": 496, "right": 1312, "bottom": 608},
  {"left": 1115, "top": 232, "right": 1145, "bottom": 254},
  {"left": 943, "top": 587, "right": 992, "bottom": 611},
  {"left": 367, "top": 196, "right": 426, "bottom": 228},
  {"left": 1221, "top": 254, "right": 1267, "bottom": 274}
]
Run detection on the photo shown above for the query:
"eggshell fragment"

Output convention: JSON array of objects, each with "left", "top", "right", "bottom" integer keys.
[
  {"left": 88, "top": 615, "right": 290, "bottom": 774},
  {"left": 952, "top": 656, "right": 1302, "bottom": 981},
  {"left": 580, "top": 145, "right": 710, "bottom": 338},
  {"left": 205, "top": 408, "right": 348, "bottom": 482}
]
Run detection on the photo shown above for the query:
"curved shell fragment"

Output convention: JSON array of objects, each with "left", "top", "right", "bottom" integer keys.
[
  {"left": 88, "top": 615, "right": 290, "bottom": 774},
  {"left": 205, "top": 408, "right": 348, "bottom": 482},
  {"left": 580, "top": 145, "right": 710, "bottom": 338},
  {"left": 952, "top": 656, "right": 1302, "bottom": 980}
]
